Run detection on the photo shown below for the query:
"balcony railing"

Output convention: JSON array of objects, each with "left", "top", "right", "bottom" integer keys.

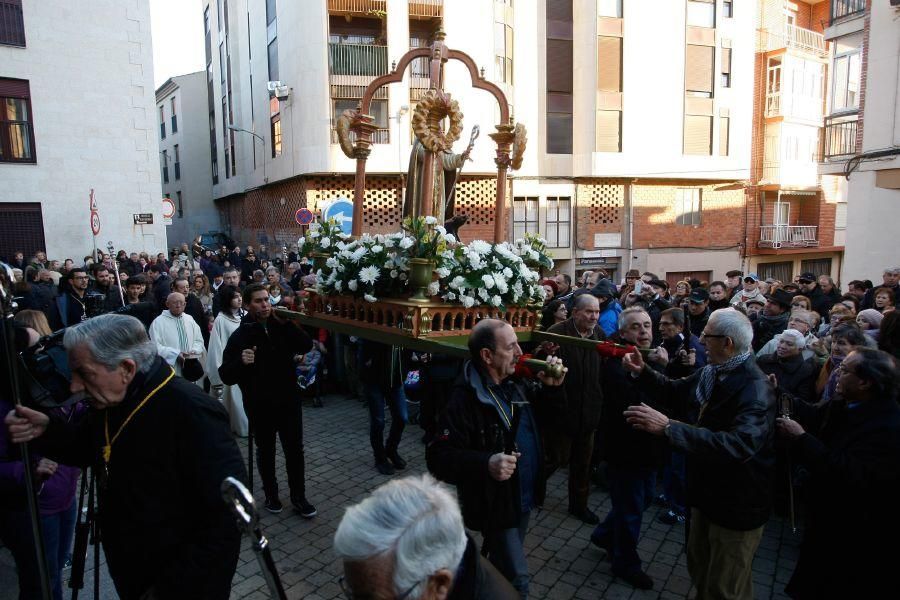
[
  {"left": 822, "top": 113, "right": 858, "bottom": 159},
  {"left": 328, "top": 43, "right": 389, "bottom": 77},
  {"left": 831, "top": 0, "right": 866, "bottom": 23},
  {"left": 330, "top": 127, "right": 390, "bottom": 145},
  {"left": 327, "top": 0, "right": 386, "bottom": 15},
  {"left": 765, "top": 92, "right": 781, "bottom": 118},
  {"left": 409, "top": 0, "right": 443, "bottom": 18},
  {"left": 766, "top": 24, "right": 827, "bottom": 58},
  {"left": 759, "top": 225, "right": 819, "bottom": 249}
]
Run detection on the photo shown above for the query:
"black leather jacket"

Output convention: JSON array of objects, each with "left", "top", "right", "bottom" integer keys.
[{"left": 636, "top": 358, "right": 776, "bottom": 530}]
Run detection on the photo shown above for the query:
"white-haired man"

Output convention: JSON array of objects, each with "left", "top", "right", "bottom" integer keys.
[
  {"left": 755, "top": 309, "right": 821, "bottom": 361},
  {"left": 334, "top": 474, "right": 518, "bottom": 600},
  {"left": 149, "top": 292, "right": 206, "bottom": 383},
  {"left": 5, "top": 314, "right": 246, "bottom": 599},
  {"left": 623, "top": 308, "right": 776, "bottom": 600}
]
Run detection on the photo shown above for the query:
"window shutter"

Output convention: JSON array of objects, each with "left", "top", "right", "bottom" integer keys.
[
  {"left": 721, "top": 48, "right": 732, "bottom": 74},
  {"left": 684, "top": 115, "right": 712, "bottom": 155},
  {"left": 597, "top": 36, "right": 622, "bottom": 92},
  {"left": 596, "top": 110, "right": 621, "bottom": 152},
  {"left": 719, "top": 116, "right": 730, "bottom": 156},
  {"left": 0, "top": 77, "right": 29, "bottom": 99},
  {"left": 547, "top": 40, "right": 573, "bottom": 92},
  {"left": 685, "top": 45, "right": 713, "bottom": 93}
]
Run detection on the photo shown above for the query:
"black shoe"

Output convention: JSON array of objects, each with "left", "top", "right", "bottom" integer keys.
[
  {"left": 264, "top": 497, "right": 283, "bottom": 514},
  {"left": 292, "top": 497, "right": 317, "bottom": 519},
  {"left": 386, "top": 452, "right": 407, "bottom": 470},
  {"left": 614, "top": 569, "right": 654, "bottom": 590},
  {"left": 652, "top": 493, "right": 668, "bottom": 507},
  {"left": 589, "top": 532, "right": 612, "bottom": 561},
  {"left": 375, "top": 460, "right": 395, "bottom": 475},
  {"left": 569, "top": 508, "right": 600, "bottom": 525},
  {"left": 657, "top": 510, "right": 686, "bottom": 525}
]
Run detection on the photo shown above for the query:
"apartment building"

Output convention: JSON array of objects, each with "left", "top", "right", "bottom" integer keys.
[
  {"left": 819, "top": 0, "right": 900, "bottom": 283},
  {"left": 200, "top": 0, "right": 755, "bottom": 284},
  {"left": 156, "top": 72, "right": 218, "bottom": 249},
  {"left": 0, "top": 0, "right": 167, "bottom": 261},
  {"left": 744, "top": 0, "right": 845, "bottom": 283}
]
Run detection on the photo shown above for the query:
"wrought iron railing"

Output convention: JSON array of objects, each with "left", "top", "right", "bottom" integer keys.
[
  {"left": 328, "top": 43, "right": 389, "bottom": 77},
  {"left": 822, "top": 113, "right": 858, "bottom": 159},
  {"left": 409, "top": 0, "right": 443, "bottom": 18},
  {"left": 831, "top": 0, "right": 866, "bottom": 23},
  {"left": 759, "top": 225, "right": 819, "bottom": 249},
  {"left": 330, "top": 127, "right": 390, "bottom": 145},
  {"left": 327, "top": 0, "right": 386, "bottom": 14}
]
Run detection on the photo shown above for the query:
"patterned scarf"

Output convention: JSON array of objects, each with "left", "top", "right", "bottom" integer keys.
[
  {"left": 695, "top": 350, "right": 753, "bottom": 406},
  {"left": 822, "top": 355, "right": 844, "bottom": 403}
]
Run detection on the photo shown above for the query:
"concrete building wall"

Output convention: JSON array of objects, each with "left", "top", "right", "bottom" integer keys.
[{"left": 0, "top": 0, "right": 166, "bottom": 259}]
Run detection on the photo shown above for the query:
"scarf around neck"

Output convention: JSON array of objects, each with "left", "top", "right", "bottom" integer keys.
[{"left": 695, "top": 350, "right": 752, "bottom": 406}]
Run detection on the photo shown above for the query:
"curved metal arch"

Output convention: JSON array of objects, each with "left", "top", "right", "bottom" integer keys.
[
  {"left": 359, "top": 47, "right": 431, "bottom": 115},
  {"left": 446, "top": 50, "right": 510, "bottom": 125}
]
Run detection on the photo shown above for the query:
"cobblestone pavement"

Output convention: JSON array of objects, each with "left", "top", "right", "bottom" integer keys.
[{"left": 2, "top": 392, "right": 801, "bottom": 599}]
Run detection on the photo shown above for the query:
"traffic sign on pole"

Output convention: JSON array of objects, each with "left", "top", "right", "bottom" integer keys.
[
  {"left": 90, "top": 211, "right": 101, "bottom": 236},
  {"left": 322, "top": 198, "right": 354, "bottom": 233},
  {"left": 295, "top": 207, "right": 314, "bottom": 226}
]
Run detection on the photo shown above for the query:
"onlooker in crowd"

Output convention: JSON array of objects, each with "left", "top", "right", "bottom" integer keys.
[
  {"left": 752, "top": 288, "right": 793, "bottom": 352},
  {"left": 173, "top": 277, "right": 209, "bottom": 347},
  {"left": 149, "top": 292, "right": 206, "bottom": 383},
  {"left": 212, "top": 267, "right": 242, "bottom": 317},
  {"left": 817, "top": 323, "right": 867, "bottom": 404},
  {"left": 797, "top": 272, "right": 835, "bottom": 316},
  {"left": 730, "top": 273, "right": 765, "bottom": 309},
  {"left": 725, "top": 269, "right": 744, "bottom": 298},
  {"left": 147, "top": 263, "right": 172, "bottom": 312},
  {"left": 207, "top": 285, "right": 248, "bottom": 437},
  {"left": 862, "top": 267, "right": 899, "bottom": 309},
  {"left": 543, "top": 294, "right": 605, "bottom": 525},
  {"left": 778, "top": 348, "right": 900, "bottom": 599},
  {"left": 756, "top": 309, "right": 821, "bottom": 361},
  {"left": 855, "top": 308, "right": 883, "bottom": 342},
  {"left": 266, "top": 266, "right": 291, "bottom": 296},
  {"left": 123, "top": 252, "right": 143, "bottom": 276},
  {"left": 790, "top": 294, "right": 812, "bottom": 312},
  {"left": 427, "top": 319, "right": 566, "bottom": 598},
  {"left": 13, "top": 309, "right": 53, "bottom": 337},
  {"left": 241, "top": 253, "right": 260, "bottom": 283},
  {"left": 838, "top": 293, "right": 859, "bottom": 314},
  {"left": 553, "top": 273, "right": 574, "bottom": 309},
  {"left": 623, "top": 308, "right": 776, "bottom": 600},
  {"left": 334, "top": 474, "right": 518, "bottom": 600},
  {"left": 757, "top": 329, "right": 818, "bottom": 405},
  {"left": 878, "top": 310, "right": 900, "bottom": 360},
  {"left": 192, "top": 273, "right": 213, "bottom": 315},
  {"left": 745, "top": 296, "right": 765, "bottom": 318},
  {"left": 684, "top": 287, "right": 710, "bottom": 338},
  {"left": 639, "top": 280, "right": 671, "bottom": 346},
  {"left": 671, "top": 280, "right": 691, "bottom": 306},
  {"left": 541, "top": 279, "right": 558, "bottom": 304},
  {"left": 817, "top": 275, "right": 841, "bottom": 307},
  {"left": 360, "top": 341, "right": 410, "bottom": 475},
  {"left": 818, "top": 304, "right": 855, "bottom": 338},
  {"left": 48, "top": 268, "right": 91, "bottom": 329},
  {"left": 219, "top": 283, "right": 317, "bottom": 518},
  {"left": 21, "top": 268, "right": 58, "bottom": 316},
  {"left": 618, "top": 269, "right": 641, "bottom": 303},
  {"left": 540, "top": 298, "right": 567, "bottom": 330},
  {"left": 591, "top": 278, "right": 622, "bottom": 337},
  {"left": 846, "top": 279, "right": 869, "bottom": 303},
  {"left": 872, "top": 286, "right": 895, "bottom": 313},
  {"left": 707, "top": 281, "right": 731, "bottom": 312},
  {"left": 4, "top": 315, "right": 246, "bottom": 599},
  {"left": 591, "top": 307, "right": 665, "bottom": 590}
]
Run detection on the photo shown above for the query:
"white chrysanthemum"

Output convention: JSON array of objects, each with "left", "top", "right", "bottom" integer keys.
[
  {"left": 371, "top": 245, "right": 383, "bottom": 254},
  {"left": 390, "top": 270, "right": 398, "bottom": 279},
  {"left": 445, "top": 234, "right": 457, "bottom": 245},
  {"left": 446, "top": 292, "right": 457, "bottom": 301},
  {"left": 359, "top": 265, "right": 380, "bottom": 285},
  {"left": 436, "top": 267, "right": 451, "bottom": 278},
  {"left": 462, "top": 295, "right": 476, "bottom": 308},
  {"left": 334, "top": 280, "right": 343, "bottom": 292},
  {"left": 490, "top": 295, "right": 501, "bottom": 306},
  {"left": 467, "top": 253, "right": 483, "bottom": 268},
  {"left": 513, "top": 281, "right": 524, "bottom": 296},
  {"left": 339, "top": 249, "right": 352, "bottom": 259},
  {"left": 326, "top": 257, "right": 339, "bottom": 268},
  {"left": 320, "top": 237, "right": 331, "bottom": 249},
  {"left": 336, "top": 240, "right": 347, "bottom": 251},
  {"left": 481, "top": 274, "right": 495, "bottom": 289},
  {"left": 424, "top": 216, "right": 437, "bottom": 225},
  {"left": 364, "top": 294, "right": 377, "bottom": 303},
  {"left": 297, "top": 236, "right": 306, "bottom": 246},
  {"left": 470, "top": 240, "right": 492, "bottom": 255},
  {"left": 383, "top": 237, "right": 395, "bottom": 248},
  {"left": 351, "top": 247, "right": 367, "bottom": 262},
  {"left": 399, "top": 237, "right": 414, "bottom": 250},
  {"left": 309, "top": 230, "right": 320, "bottom": 239},
  {"left": 495, "top": 278, "right": 509, "bottom": 295},
  {"left": 348, "top": 279, "right": 358, "bottom": 291},
  {"left": 450, "top": 276, "right": 466, "bottom": 290},
  {"left": 399, "top": 273, "right": 408, "bottom": 281},
  {"left": 427, "top": 281, "right": 440, "bottom": 296},
  {"left": 478, "top": 288, "right": 489, "bottom": 301}
]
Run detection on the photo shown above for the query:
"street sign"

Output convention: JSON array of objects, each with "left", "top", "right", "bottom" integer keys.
[
  {"left": 133, "top": 213, "right": 154, "bottom": 225},
  {"left": 322, "top": 198, "right": 354, "bottom": 232},
  {"left": 90, "top": 211, "right": 101, "bottom": 236},
  {"left": 162, "top": 197, "right": 176, "bottom": 226},
  {"left": 89, "top": 189, "right": 98, "bottom": 212},
  {"left": 295, "top": 207, "right": 313, "bottom": 226}
]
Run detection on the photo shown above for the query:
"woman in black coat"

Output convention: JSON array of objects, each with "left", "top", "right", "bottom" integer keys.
[{"left": 756, "top": 329, "right": 819, "bottom": 406}]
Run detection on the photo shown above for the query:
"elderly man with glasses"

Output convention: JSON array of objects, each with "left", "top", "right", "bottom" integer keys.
[{"left": 622, "top": 308, "right": 776, "bottom": 600}]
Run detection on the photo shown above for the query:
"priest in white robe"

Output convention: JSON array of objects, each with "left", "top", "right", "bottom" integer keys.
[{"left": 149, "top": 292, "right": 206, "bottom": 385}]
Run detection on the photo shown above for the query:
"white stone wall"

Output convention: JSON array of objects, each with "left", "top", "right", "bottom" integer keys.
[{"left": 0, "top": 0, "right": 166, "bottom": 260}]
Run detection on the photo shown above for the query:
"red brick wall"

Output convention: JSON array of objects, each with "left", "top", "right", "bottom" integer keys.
[
  {"left": 575, "top": 179, "right": 626, "bottom": 249},
  {"left": 810, "top": 1, "right": 829, "bottom": 33}
]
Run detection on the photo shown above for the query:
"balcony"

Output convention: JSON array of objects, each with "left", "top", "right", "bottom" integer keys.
[
  {"left": 831, "top": 0, "right": 865, "bottom": 23},
  {"left": 759, "top": 225, "right": 819, "bottom": 249},
  {"left": 409, "top": 0, "right": 443, "bottom": 19},
  {"left": 330, "top": 127, "right": 390, "bottom": 145},
  {"left": 327, "top": 0, "right": 386, "bottom": 16},
  {"left": 766, "top": 24, "right": 827, "bottom": 58},
  {"left": 328, "top": 43, "right": 388, "bottom": 78},
  {"left": 822, "top": 113, "right": 858, "bottom": 159}
]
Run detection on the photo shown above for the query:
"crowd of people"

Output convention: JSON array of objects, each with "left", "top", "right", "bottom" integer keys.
[{"left": 2, "top": 243, "right": 899, "bottom": 600}]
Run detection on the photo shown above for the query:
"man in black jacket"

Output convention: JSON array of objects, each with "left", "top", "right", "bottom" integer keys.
[
  {"left": 427, "top": 319, "right": 566, "bottom": 599},
  {"left": 752, "top": 288, "right": 792, "bottom": 352},
  {"left": 219, "top": 283, "right": 317, "bottom": 518},
  {"left": 623, "top": 308, "right": 776, "bottom": 600},
  {"left": 5, "top": 314, "right": 246, "bottom": 599},
  {"left": 173, "top": 277, "right": 210, "bottom": 348},
  {"left": 684, "top": 288, "right": 711, "bottom": 338},
  {"left": 360, "top": 340, "right": 410, "bottom": 475},
  {"left": 147, "top": 263, "right": 171, "bottom": 314},
  {"left": 544, "top": 293, "right": 605, "bottom": 524}
]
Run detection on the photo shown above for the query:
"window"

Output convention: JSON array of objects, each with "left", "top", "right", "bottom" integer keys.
[
  {"left": 684, "top": 115, "right": 712, "bottom": 155},
  {"left": 0, "top": 79, "right": 36, "bottom": 163},
  {"left": 266, "top": 0, "right": 278, "bottom": 83},
  {"left": 173, "top": 144, "right": 181, "bottom": 180},
  {"left": 159, "top": 105, "right": 166, "bottom": 139},
  {"left": 0, "top": 0, "right": 26, "bottom": 47},
  {"left": 597, "top": 36, "right": 622, "bottom": 93},
  {"left": 686, "top": 45, "right": 714, "bottom": 96},
  {"left": 800, "top": 258, "right": 832, "bottom": 277},
  {"left": 757, "top": 261, "right": 792, "bottom": 284},
  {"left": 596, "top": 110, "right": 622, "bottom": 152},
  {"left": 597, "top": 0, "right": 623, "bottom": 18},
  {"left": 219, "top": 41, "right": 226, "bottom": 85},
  {"left": 723, "top": 0, "right": 733, "bottom": 18},
  {"left": 271, "top": 114, "right": 282, "bottom": 158},
  {"left": 686, "top": 0, "right": 715, "bottom": 28},
  {"left": 719, "top": 116, "right": 729, "bottom": 156},
  {"left": 266, "top": 0, "right": 277, "bottom": 25},
  {"left": 170, "top": 97, "right": 177, "bottom": 133},
  {"left": 831, "top": 35, "right": 862, "bottom": 112},
  {"left": 176, "top": 191, "right": 183, "bottom": 219},
  {"left": 675, "top": 188, "right": 702, "bottom": 225},
  {"left": 546, "top": 0, "right": 573, "bottom": 154},
  {"left": 545, "top": 197, "right": 571, "bottom": 248},
  {"left": 161, "top": 151, "right": 169, "bottom": 184},
  {"left": 720, "top": 47, "right": 731, "bottom": 88},
  {"left": 494, "top": 21, "right": 514, "bottom": 84},
  {"left": 513, "top": 197, "right": 539, "bottom": 240}
]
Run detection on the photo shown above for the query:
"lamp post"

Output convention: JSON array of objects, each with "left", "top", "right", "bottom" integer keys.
[{"left": 227, "top": 125, "right": 267, "bottom": 184}]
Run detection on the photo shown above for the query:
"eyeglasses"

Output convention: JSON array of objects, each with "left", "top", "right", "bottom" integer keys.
[{"left": 339, "top": 576, "right": 419, "bottom": 600}]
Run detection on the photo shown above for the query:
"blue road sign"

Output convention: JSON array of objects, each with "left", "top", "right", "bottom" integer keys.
[{"left": 322, "top": 198, "right": 354, "bottom": 232}]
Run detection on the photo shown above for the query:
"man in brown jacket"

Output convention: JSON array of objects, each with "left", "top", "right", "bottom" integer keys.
[{"left": 544, "top": 293, "right": 606, "bottom": 523}]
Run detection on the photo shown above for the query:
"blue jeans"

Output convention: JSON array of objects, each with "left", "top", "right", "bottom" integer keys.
[
  {"left": 0, "top": 500, "right": 77, "bottom": 600},
  {"left": 661, "top": 451, "right": 686, "bottom": 516},
  {"left": 367, "top": 385, "right": 408, "bottom": 461},
  {"left": 484, "top": 511, "right": 531, "bottom": 599},
  {"left": 592, "top": 465, "right": 656, "bottom": 575}
]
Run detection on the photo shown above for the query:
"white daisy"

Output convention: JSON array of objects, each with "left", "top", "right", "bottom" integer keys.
[{"left": 359, "top": 265, "right": 380, "bottom": 285}]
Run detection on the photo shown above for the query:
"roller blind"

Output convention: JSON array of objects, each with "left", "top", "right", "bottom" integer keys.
[
  {"left": 719, "top": 116, "right": 730, "bottom": 156},
  {"left": 547, "top": 39, "right": 573, "bottom": 92},
  {"left": 596, "top": 110, "right": 622, "bottom": 152},
  {"left": 598, "top": 36, "right": 622, "bottom": 93},
  {"left": 685, "top": 45, "right": 714, "bottom": 93},
  {"left": 684, "top": 115, "right": 712, "bottom": 155},
  {"left": 721, "top": 48, "right": 732, "bottom": 74}
]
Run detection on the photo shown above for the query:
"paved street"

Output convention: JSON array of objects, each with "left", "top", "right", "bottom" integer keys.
[{"left": 2, "top": 392, "right": 800, "bottom": 599}]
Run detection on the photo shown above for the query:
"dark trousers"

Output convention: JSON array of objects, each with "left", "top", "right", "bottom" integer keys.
[
  {"left": 247, "top": 395, "right": 306, "bottom": 501},
  {"left": 544, "top": 428, "right": 595, "bottom": 513},
  {"left": 592, "top": 464, "right": 655, "bottom": 575},
  {"left": 367, "top": 385, "right": 407, "bottom": 461},
  {"left": 483, "top": 511, "right": 531, "bottom": 599}
]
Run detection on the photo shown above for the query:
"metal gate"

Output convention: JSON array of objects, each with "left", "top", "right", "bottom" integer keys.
[{"left": 0, "top": 202, "right": 45, "bottom": 262}]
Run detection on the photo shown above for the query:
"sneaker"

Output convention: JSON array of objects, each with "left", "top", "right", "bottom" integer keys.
[
  {"left": 375, "top": 460, "right": 395, "bottom": 475},
  {"left": 264, "top": 497, "right": 283, "bottom": 514},
  {"left": 614, "top": 568, "right": 654, "bottom": 590},
  {"left": 292, "top": 498, "right": 317, "bottom": 519},
  {"left": 568, "top": 508, "right": 600, "bottom": 525},
  {"left": 386, "top": 452, "right": 407, "bottom": 470},
  {"left": 657, "top": 510, "right": 686, "bottom": 525}
]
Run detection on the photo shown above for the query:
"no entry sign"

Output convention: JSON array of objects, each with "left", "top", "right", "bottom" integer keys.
[{"left": 295, "top": 207, "right": 313, "bottom": 226}]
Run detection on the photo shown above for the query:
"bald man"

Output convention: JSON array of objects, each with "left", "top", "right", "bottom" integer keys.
[{"left": 149, "top": 292, "right": 206, "bottom": 383}]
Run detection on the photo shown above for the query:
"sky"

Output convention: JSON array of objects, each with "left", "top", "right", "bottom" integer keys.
[{"left": 149, "top": 0, "right": 206, "bottom": 88}]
